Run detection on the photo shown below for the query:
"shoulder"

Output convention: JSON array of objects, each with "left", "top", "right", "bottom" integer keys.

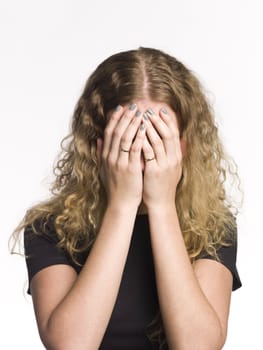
[
  {"left": 197, "top": 215, "right": 242, "bottom": 291},
  {"left": 24, "top": 214, "right": 88, "bottom": 264},
  {"left": 24, "top": 215, "right": 59, "bottom": 244},
  {"left": 23, "top": 215, "right": 90, "bottom": 294}
]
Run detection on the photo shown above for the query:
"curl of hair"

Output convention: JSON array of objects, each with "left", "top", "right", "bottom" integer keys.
[{"left": 10, "top": 47, "right": 242, "bottom": 349}]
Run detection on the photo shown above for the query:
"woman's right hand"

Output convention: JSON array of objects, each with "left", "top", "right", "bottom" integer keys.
[{"left": 96, "top": 103, "right": 145, "bottom": 210}]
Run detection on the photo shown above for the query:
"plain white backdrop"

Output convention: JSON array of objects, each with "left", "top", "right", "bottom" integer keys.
[{"left": 1, "top": 0, "right": 262, "bottom": 348}]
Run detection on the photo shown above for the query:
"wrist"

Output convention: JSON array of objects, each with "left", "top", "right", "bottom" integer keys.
[
  {"left": 147, "top": 205, "right": 182, "bottom": 240},
  {"left": 146, "top": 202, "right": 177, "bottom": 214},
  {"left": 107, "top": 201, "right": 139, "bottom": 216}
]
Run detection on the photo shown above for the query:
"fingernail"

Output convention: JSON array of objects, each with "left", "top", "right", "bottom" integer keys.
[
  {"left": 129, "top": 103, "right": 136, "bottom": 110},
  {"left": 146, "top": 108, "right": 154, "bottom": 115},
  {"left": 143, "top": 113, "right": 149, "bottom": 120},
  {"left": 140, "top": 123, "right": 145, "bottom": 130},
  {"left": 115, "top": 105, "right": 121, "bottom": 111},
  {"left": 135, "top": 109, "right": 141, "bottom": 117},
  {"left": 161, "top": 107, "right": 167, "bottom": 114}
]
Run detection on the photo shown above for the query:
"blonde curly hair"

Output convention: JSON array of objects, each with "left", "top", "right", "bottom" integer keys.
[{"left": 10, "top": 47, "right": 242, "bottom": 349}]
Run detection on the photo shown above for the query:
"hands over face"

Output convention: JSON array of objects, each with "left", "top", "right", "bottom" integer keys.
[
  {"left": 96, "top": 103, "right": 145, "bottom": 210},
  {"left": 141, "top": 106, "right": 183, "bottom": 210},
  {"left": 96, "top": 101, "right": 184, "bottom": 211}
]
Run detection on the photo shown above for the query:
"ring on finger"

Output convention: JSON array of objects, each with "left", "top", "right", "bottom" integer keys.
[
  {"left": 146, "top": 156, "right": 155, "bottom": 162},
  {"left": 120, "top": 147, "right": 130, "bottom": 153}
]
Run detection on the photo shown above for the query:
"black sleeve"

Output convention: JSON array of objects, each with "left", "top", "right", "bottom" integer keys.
[
  {"left": 23, "top": 217, "right": 77, "bottom": 295},
  {"left": 197, "top": 224, "right": 242, "bottom": 291}
]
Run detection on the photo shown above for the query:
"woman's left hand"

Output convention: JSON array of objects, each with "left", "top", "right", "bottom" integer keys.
[{"left": 142, "top": 107, "right": 183, "bottom": 210}]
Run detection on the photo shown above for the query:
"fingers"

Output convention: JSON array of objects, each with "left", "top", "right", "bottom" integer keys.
[
  {"left": 101, "top": 103, "right": 180, "bottom": 171},
  {"left": 158, "top": 108, "right": 180, "bottom": 138},
  {"left": 129, "top": 123, "right": 146, "bottom": 164},
  {"left": 143, "top": 108, "right": 181, "bottom": 161},
  {"left": 142, "top": 111, "right": 166, "bottom": 164},
  {"left": 142, "top": 134, "right": 156, "bottom": 165},
  {"left": 106, "top": 103, "right": 141, "bottom": 164},
  {"left": 118, "top": 109, "right": 144, "bottom": 164},
  {"left": 102, "top": 105, "right": 123, "bottom": 160},
  {"left": 159, "top": 108, "right": 181, "bottom": 157}
]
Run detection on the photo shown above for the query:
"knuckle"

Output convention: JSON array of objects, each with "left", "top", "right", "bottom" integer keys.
[
  {"left": 153, "top": 167, "right": 161, "bottom": 176},
  {"left": 130, "top": 143, "right": 140, "bottom": 152},
  {"left": 120, "top": 134, "right": 129, "bottom": 144},
  {"left": 113, "top": 129, "right": 121, "bottom": 138},
  {"left": 107, "top": 155, "right": 115, "bottom": 166},
  {"left": 132, "top": 115, "right": 141, "bottom": 124},
  {"left": 143, "top": 140, "right": 151, "bottom": 151},
  {"left": 120, "top": 113, "right": 129, "bottom": 122},
  {"left": 137, "top": 135, "right": 144, "bottom": 144},
  {"left": 124, "top": 111, "right": 132, "bottom": 119},
  {"left": 101, "top": 152, "right": 107, "bottom": 161},
  {"left": 112, "top": 111, "right": 120, "bottom": 118},
  {"left": 135, "top": 134, "right": 144, "bottom": 143},
  {"left": 151, "top": 138, "right": 162, "bottom": 147},
  {"left": 104, "top": 127, "right": 111, "bottom": 138},
  {"left": 165, "top": 132, "right": 173, "bottom": 140},
  {"left": 111, "top": 110, "right": 121, "bottom": 120},
  {"left": 116, "top": 161, "right": 126, "bottom": 171}
]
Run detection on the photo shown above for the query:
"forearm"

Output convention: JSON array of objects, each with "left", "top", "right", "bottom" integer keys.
[
  {"left": 148, "top": 205, "right": 223, "bottom": 350},
  {"left": 46, "top": 205, "right": 137, "bottom": 350}
]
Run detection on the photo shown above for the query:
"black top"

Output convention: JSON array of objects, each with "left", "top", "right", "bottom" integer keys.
[{"left": 24, "top": 214, "right": 242, "bottom": 349}]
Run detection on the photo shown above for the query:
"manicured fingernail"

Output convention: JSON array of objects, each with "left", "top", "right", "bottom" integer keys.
[
  {"left": 129, "top": 103, "right": 136, "bottom": 110},
  {"left": 143, "top": 113, "right": 149, "bottom": 120},
  {"left": 140, "top": 123, "right": 145, "bottom": 130},
  {"left": 161, "top": 107, "right": 167, "bottom": 114},
  {"left": 115, "top": 105, "right": 121, "bottom": 111},
  {"left": 147, "top": 108, "right": 154, "bottom": 115},
  {"left": 135, "top": 109, "right": 141, "bottom": 117}
]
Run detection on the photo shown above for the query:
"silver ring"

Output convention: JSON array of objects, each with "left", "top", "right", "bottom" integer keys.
[
  {"left": 120, "top": 147, "right": 130, "bottom": 153},
  {"left": 146, "top": 157, "right": 155, "bottom": 162}
]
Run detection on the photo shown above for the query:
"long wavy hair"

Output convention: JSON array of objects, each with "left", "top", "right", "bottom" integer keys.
[{"left": 10, "top": 47, "right": 242, "bottom": 349}]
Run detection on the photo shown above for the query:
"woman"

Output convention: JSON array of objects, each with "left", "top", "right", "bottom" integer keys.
[{"left": 11, "top": 47, "right": 242, "bottom": 350}]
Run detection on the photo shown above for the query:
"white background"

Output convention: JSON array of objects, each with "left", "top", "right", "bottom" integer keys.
[{"left": 1, "top": 0, "right": 262, "bottom": 349}]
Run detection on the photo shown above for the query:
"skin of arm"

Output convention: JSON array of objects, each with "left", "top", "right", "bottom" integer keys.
[
  {"left": 30, "top": 104, "right": 146, "bottom": 350},
  {"left": 31, "top": 205, "right": 138, "bottom": 350},
  {"left": 141, "top": 105, "right": 233, "bottom": 350},
  {"left": 147, "top": 205, "right": 232, "bottom": 350}
]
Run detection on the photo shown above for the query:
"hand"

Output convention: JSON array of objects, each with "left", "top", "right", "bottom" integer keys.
[
  {"left": 96, "top": 104, "right": 146, "bottom": 210},
  {"left": 141, "top": 107, "right": 183, "bottom": 210}
]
